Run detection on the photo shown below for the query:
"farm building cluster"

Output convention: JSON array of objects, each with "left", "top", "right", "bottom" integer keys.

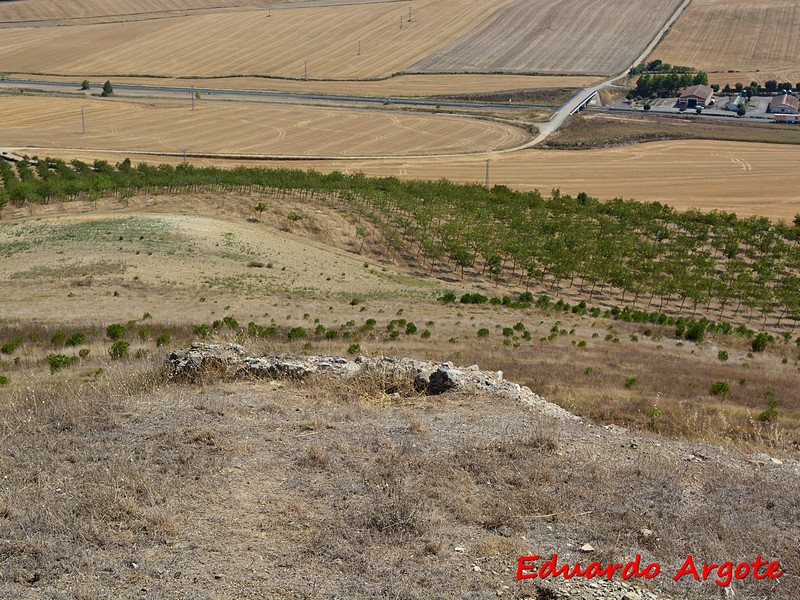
[{"left": 673, "top": 85, "right": 799, "bottom": 122}]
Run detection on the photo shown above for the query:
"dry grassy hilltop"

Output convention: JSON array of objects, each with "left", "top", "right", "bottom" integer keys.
[
  {"left": 1, "top": 191, "right": 799, "bottom": 598},
  {"left": 1, "top": 0, "right": 800, "bottom": 598}
]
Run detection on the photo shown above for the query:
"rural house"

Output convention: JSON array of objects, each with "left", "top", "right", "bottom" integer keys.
[
  {"left": 769, "top": 93, "right": 799, "bottom": 114},
  {"left": 678, "top": 84, "right": 714, "bottom": 108}
]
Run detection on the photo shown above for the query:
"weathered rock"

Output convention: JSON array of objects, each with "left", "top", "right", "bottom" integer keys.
[{"left": 167, "top": 344, "right": 578, "bottom": 420}]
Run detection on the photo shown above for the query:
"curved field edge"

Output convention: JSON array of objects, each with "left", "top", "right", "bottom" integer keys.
[{"left": 0, "top": 96, "right": 531, "bottom": 158}]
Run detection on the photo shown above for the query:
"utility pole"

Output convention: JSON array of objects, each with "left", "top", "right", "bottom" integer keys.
[
  {"left": 485, "top": 159, "right": 490, "bottom": 190},
  {"left": 191, "top": 86, "right": 195, "bottom": 111},
  {"left": 400, "top": 15, "right": 403, "bottom": 29},
  {"left": 81, "top": 107, "right": 85, "bottom": 134},
  {"left": 357, "top": 40, "right": 361, "bottom": 56},
  {"left": 408, "top": 5, "right": 412, "bottom": 22},
  {"left": 183, "top": 149, "right": 187, "bottom": 166},
  {"left": 304, "top": 59, "right": 307, "bottom": 80}
]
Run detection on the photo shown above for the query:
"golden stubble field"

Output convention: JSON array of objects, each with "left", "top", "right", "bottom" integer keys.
[
  {"left": 30, "top": 140, "right": 800, "bottom": 223},
  {"left": 651, "top": 0, "right": 800, "bottom": 85},
  {"left": 0, "top": 0, "right": 515, "bottom": 80},
  {"left": 0, "top": 95, "right": 530, "bottom": 157}
]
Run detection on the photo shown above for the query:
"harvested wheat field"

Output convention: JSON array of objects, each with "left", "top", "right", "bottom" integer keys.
[
  {"left": 0, "top": 0, "right": 514, "bottom": 80},
  {"left": 0, "top": 0, "right": 265, "bottom": 23},
  {"left": 651, "top": 0, "right": 800, "bottom": 85},
  {"left": 410, "top": 0, "right": 685, "bottom": 75},
  {"left": 0, "top": 96, "right": 529, "bottom": 157}
]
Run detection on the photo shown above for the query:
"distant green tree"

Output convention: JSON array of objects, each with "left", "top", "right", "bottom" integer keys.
[
  {"left": 737, "top": 106, "right": 746, "bottom": 117},
  {"left": 101, "top": 80, "right": 114, "bottom": 97},
  {"left": 764, "top": 80, "right": 779, "bottom": 93},
  {"left": 80, "top": 80, "right": 91, "bottom": 90},
  {"left": 254, "top": 201, "right": 267, "bottom": 222}
]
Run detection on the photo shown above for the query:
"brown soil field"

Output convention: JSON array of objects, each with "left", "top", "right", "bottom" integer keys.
[
  {"left": 0, "top": 0, "right": 515, "bottom": 80},
  {"left": 15, "top": 73, "right": 599, "bottom": 98},
  {"left": 410, "top": 0, "right": 685, "bottom": 76},
  {"left": 35, "top": 139, "right": 800, "bottom": 222},
  {"left": 650, "top": 0, "right": 800, "bottom": 85},
  {"left": 0, "top": 95, "right": 529, "bottom": 157},
  {"left": 545, "top": 111, "right": 800, "bottom": 148}
]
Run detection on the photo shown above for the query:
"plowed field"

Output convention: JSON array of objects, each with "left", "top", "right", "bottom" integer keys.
[
  {"left": 651, "top": 0, "right": 800, "bottom": 85},
  {"left": 411, "top": 0, "right": 685, "bottom": 75},
  {"left": 0, "top": 96, "right": 529, "bottom": 157}
]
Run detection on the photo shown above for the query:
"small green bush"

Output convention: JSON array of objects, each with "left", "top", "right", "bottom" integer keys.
[
  {"left": 106, "top": 323, "right": 126, "bottom": 341},
  {"left": 751, "top": 333, "right": 770, "bottom": 352},
  {"left": 758, "top": 399, "right": 779, "bottom": 422},
  {"left": 0, "top": 375, "right": 9, "bottom": 385},
  {"left": 78, "top": 348, "right": 90, "bottom": 359},
  {"left": 405, "top": 322, "right": 417, "bottom": 335},
  {"left": 109, "top": 341, "right": 130, "bottom": 360},
  {"left": 624, "top": 377, "right": 638, "bottom": 389},
  {"left": 420, "top": 329, "right": 431, "bottom": 339},
  {"left": 223, "top": 316, "right": 239, "bottom": 329},
  {"left": 709, "top": 380, "right": 731, "bottom": 398},
  {"left": 156, "top": 331, "right": 171, "bottom": 347},
  {"left": 288, "top": 326, "right": 307, "bottom": 341},
  {"left": 347, "top": 343, "right": 361, "bottom": 355},
  {"left": 717, "top": 350, "right": 729, "bottom": 361},
  {"left": 51, "top": 331, "right": 66, "bottom": 346},
  {"left": 502, "top": 327, "right": 514, "bottom": 337},
  {"left": 325, "top": 330, "right": 339, "bottom": 340},
  {"left": 438, "top": 291, "right": 457, "bottom": 303},
  {"left": 477, "top": 328, "right": 489, "bottom": 337},
  {"left": 1, "top": 337, "right": 22, "bottom": 355},
  {"left": 47, "top": 353, "right": 73, "bottom": 373}
]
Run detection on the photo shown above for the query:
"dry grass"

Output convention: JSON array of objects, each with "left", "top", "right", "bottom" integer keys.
[
  {"left": 650, "top": 0, "right": 800, "bottom": 85},
  {"left": 1, "top": 360, "right": 798, "bottom": 598},
  {"left": 0, "top": 95, "right": 529, "bottom": 157},
  {"left": 410, "top": 0, "right": 684, "bottom": 76}
]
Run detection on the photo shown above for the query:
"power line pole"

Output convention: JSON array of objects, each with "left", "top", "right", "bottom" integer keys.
[
  {"left": 485, "top": 159, "right": 490, "bottom": 190},
  {"left": 191, "top": 86, "right": 195, "bottom": 111},
  {"left": 400, "top": 14, "right": 403, "bottom": 29},
  {"left": 408, "top": 5, "right": 412, "bottom": 22},
  {"left": 357, "top": 40, "right": 361, "bottom": 55},
  {"left": 304, "top": 59, "right": 307, "bottom": 80},
  {"left": 81, "top": 107, "right": 85, "bottom": 134},
  {"left": 182, "top": 149, "right": 188, "bottom": 166}
]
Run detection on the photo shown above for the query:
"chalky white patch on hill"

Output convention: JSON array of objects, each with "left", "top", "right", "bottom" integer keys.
[{"left": 168, "top": 343, "right": 578, "bottom": 421}]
